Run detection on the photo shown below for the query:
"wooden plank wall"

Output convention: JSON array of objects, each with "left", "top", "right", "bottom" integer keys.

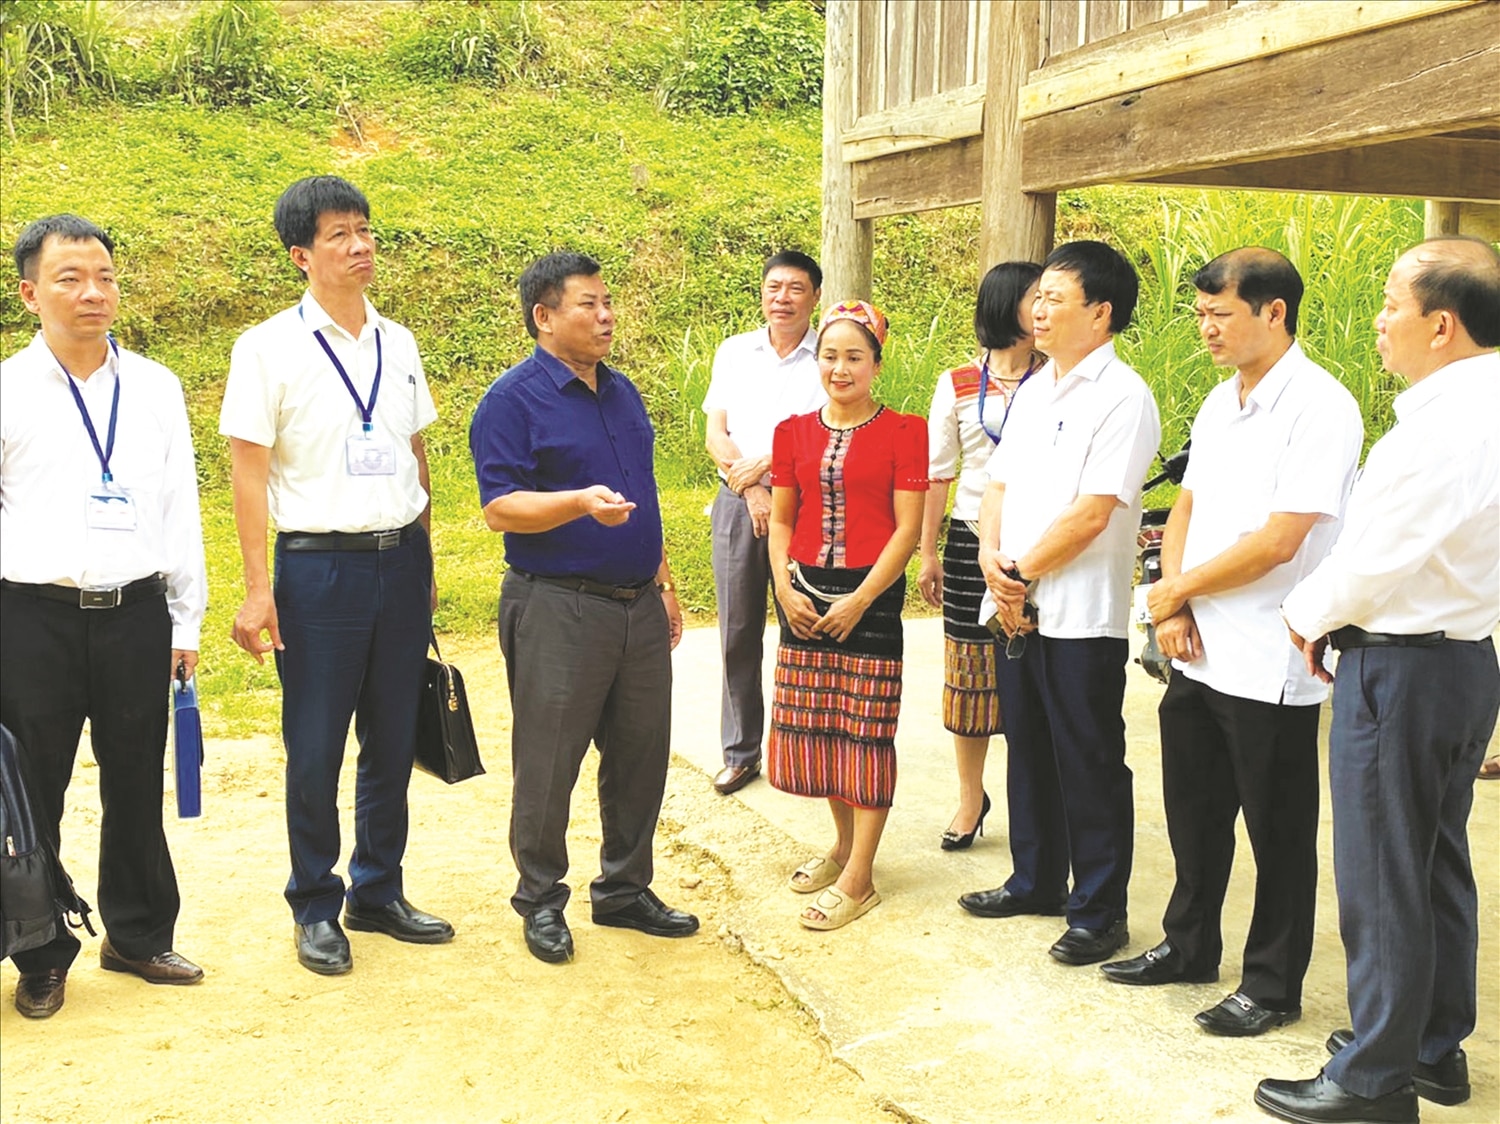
[{"left": 852, "top": 0, "right": 1238, "bottom": 122}]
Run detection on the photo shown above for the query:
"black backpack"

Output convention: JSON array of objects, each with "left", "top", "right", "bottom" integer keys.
[{"left": 1, "top": 724, "right": 94, "bottom": 959}]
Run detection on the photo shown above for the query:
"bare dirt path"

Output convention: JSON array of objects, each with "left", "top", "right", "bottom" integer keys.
[{"left": 0, "top": 633, "right": 894, "bottom": 1124}]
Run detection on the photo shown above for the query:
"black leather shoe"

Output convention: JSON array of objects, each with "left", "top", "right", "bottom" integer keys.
[
  {"left": 523, "top": 908, "right": 574, "bottom": 964},
  {"left": 1196, "top": 991, "right": 1299, "bottom": 1036},
  {"left": 296, "top": 919, "right": 353, "bottom": 975},
  {"left": 344, "top": 896, "right": 455, "bottom": 944},
  {"left": 1100, "top": 939, "right": 1217, "bottom": 985},
  {"left": 1254, "top": 1071, "right": 1417, "bottom": 1124},
  {"left": 1326, "top": 1027, "right": 1470, "bottom": 1105},
  {"left": 712, "top": 761, "right": 761, "bottom": 795},
  {"left": 593, "top": 888, "right": 699, "bottom": 938},
  {"left": 1049, "top": 918, "right": 1128, "bottom": 965},
  {"left": 100, "top": 938, "right": 204, "bottom": 984},
  {"left": 14, "top": 969, "right": 67, "bottom": 1018},
  {"left": 958, "top": 886, "right": 1066, "bottom": 918}
]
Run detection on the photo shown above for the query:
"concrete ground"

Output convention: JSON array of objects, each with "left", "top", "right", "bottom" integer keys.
[{"left": 664, "top": 617, "right": 1500, "bottom": 1124}]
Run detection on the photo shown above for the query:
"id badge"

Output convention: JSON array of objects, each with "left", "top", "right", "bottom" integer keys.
[
  {"left": 86, "top": 486, "right": 137, "bottom": 530},
  {"left": 346, "top": 432, "right": 397, "bottom": 476}
]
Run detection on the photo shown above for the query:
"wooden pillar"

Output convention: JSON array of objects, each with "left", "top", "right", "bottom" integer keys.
[
  {"left": 1424, "top": 200, "right": 1461, "bottom": 238},
  {"left": 821, "top": 0, "right": 873, "bottom": 303},
  {"left": 979, "top": 0, "right": 1055, "bottom": 270}
]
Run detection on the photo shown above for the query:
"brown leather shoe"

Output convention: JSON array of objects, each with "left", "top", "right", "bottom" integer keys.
[
  {"left": 100, "top": 938, "right": 204, "bottom": 985},
  {"left": 15, "top": 969, "right": 67, "bottom": 1018},
  {"left": 713, "top": 761, "right": 761, "bottom": 795}
]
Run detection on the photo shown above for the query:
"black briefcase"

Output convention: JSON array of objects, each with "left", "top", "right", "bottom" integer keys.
[{"left": 415, "top": 633, "right": 485, "bottom": 784}]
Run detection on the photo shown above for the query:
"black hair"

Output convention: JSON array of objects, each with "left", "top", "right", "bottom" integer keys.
[
  {"left": 817, "top": 317, "right": 883, "bottom": 363},
  {"left": 976, "top": 260, "right": 1043, "bottom": 349},
  {"left": 1409, "top": 236, "right": 1500, "bottom": 348},
  {"left": 1193, "top": 248, "right": 1303, "bottom": 336},
  {"left": 273, "top": 176, "right": 371, "bottom": 256},
  {"left": 13, "top": 214, "right": 114, "bottom": 280},
  {"left": 762, "top": 250, "right": 822, "bottom": 291},
  {"left": 518, "top": 251, "right": 603, "bottom": 339},
  {"left": 1042, "top": 240, "right": 1139, "bottom": 334}
]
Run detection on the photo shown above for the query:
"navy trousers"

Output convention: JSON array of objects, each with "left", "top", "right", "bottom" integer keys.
[
  {"left": 272, "top": 529, "right": 431, "bottom": 925},
  {"left": 711, "top": 484, "right": 772, "bottom": 769},
  {"left": 1159, "top": 673, "right": 1321, "bottom": 1008},
  {"left": 0, "top": 586, "right": 179, "bottom": 968},
  {"left": 1322, "top": 639, "right": 1499, "bottom": 1099},
  {"left": 499, "top": 571, "right": 673, "bottom": 917},
  {"left": 996, "top": 634, "right": 1133, "bottom": 929}
]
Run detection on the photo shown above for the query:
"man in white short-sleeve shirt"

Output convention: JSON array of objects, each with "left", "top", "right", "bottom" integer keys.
[
  {"left": 959, "top": 241, "right": 1160, "bottom": 970},
  {"left": 220, "top": 176, "right": 452, "bottom": 977},
  {"left": 702, "top": 251, "right": 825, "bottom": 795},
  {"left": 1100, "top": 249, "right": 1362, "bottom": 1042}
]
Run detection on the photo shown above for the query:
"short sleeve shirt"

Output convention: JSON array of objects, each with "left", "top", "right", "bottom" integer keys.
[
  {"left": 702, "top": 326, "right": 824, "bottom": 478},
  {"left": 219, "top": 293, "right": 437, "bottom": 533},
  {"left": 986, "top": 341, "right": 1161, "bottom": 638},
  {"left": 927, "top": 361, "right": 1032, "bottom": 521},
  {"left": 1177, "top": 342, "right": 1363, "bottom": 705}
]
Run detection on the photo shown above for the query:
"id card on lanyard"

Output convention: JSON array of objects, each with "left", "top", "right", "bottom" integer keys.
[
  {"left": 977, "top": 354, "right": 1040, "bottom": 446},
  {"left": 302, "top": 306, "right": 396, "bottom": 476},
  {"left": 59, "top": 337, "right": 137, "bottom": 531}
]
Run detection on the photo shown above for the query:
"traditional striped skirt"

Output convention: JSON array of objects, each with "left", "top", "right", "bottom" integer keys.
[
  {"left": 768, "top": 563, "right": 903, "bottom": 809},
  {"left": 941, "top": 521, "right": 1003, "bottom": 737}
]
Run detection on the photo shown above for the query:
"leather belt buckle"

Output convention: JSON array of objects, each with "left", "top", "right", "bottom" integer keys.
[
  {"left": 79, "top": 587, "right": 122, "bottom": 609},
  {"left": 611, "top": 585, "right": 638, "bottom": 601},
  {"left": 374, "top": 529, "right": 402, "bottom": 550}
]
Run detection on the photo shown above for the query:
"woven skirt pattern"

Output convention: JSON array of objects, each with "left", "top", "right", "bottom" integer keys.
[
  {"left": 768, "top": 564, "right": 903, "bottom": 808},
  {"left": 939, "top": 521, "right": 1003, "bottom": 736},
  {"left": 941, "top": 520, "right": 993, "bottom": 644}
]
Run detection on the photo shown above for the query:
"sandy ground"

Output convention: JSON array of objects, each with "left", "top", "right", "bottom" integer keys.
[{"left": 2, "top": 621, "right": 1496, "bottom": 1124}]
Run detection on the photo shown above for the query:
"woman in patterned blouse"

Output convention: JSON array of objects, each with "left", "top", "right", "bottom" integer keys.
[{"left": 767, "top": 300, "right": 927, "bottom": 930}]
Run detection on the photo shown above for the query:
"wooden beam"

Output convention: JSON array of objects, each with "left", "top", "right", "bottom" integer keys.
[
  {"left": 1021, "top": 5, "right": 1500, "bottom": 193},
  {"left": 1134, "top": 137, "right": 1500, "bottom": 203},
  {"left": 981, "top": 0, "right": 1055, "bottom": 268},
  {"left": 852, "top": 136, "right": 983, "bottom": 220},
  {"left": 823, "top": 0, "right": 873, "bottom": 301},
  {"left": 1426, "top": 200, "right": 1463, "bottom": 237},
  {"left": 1458, "top": 203, "right": 1500, "bottom": 242},
  {"left": 1020, "top": 0, "right": 1473, "bottom": 121},
  {"left": 841, "top": 84, "right": 985, "bottom": 163}
]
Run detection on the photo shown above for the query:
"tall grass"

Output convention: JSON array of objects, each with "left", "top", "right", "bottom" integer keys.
[{"left": 0, "top": 0, "right": 115, "bottom": 137}]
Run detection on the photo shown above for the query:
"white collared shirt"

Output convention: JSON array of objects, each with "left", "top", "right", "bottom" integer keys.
[
  {"left": 1283, "top": 351, "right": 1500, "bottom": 643},
  {"left": 219, "top": 292, "right": 438, "bottom": 533},
  {"left": 0, "top": 333, "right": 207, "bottom": 649},
  {"left": 702, "top": 325, "right": 824, "bottom": 479},
  {"left": 986, "top": 340, "right": 1161, "bottom": 638},
  {"left": 1176, "top": 342, "right": 1363, "bottom": 704}
]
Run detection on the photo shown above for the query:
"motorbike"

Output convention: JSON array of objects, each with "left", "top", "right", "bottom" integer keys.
[{"left": 1132, "top": 442, "right": 1191, "bottom": 683}]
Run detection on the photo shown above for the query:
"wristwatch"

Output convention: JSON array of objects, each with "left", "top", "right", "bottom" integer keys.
[{"left": 657, "top": 580, "right": 676, "bottom": 594}]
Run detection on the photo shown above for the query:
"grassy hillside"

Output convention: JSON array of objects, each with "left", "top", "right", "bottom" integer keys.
[{"left": 0, "top": 0, "right": 1425, "bottom": 733}]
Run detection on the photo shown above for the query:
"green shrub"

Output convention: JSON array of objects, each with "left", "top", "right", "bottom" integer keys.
[
  {"left": 0, "top": 0, "right": 115, "bottom": 137},
  {"left": 166, "top": 0, "right": 283, "bottom": 107},
  {"left": 657, "top": 0, "right": 823, "bottom": 116},
  {"left": 389, "top": 0, "right": 547, "bottom": 86}
]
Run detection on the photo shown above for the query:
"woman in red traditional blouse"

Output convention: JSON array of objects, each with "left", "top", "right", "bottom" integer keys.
[{"left": 767, "top": 300, "right": 927, "bottom": 931}]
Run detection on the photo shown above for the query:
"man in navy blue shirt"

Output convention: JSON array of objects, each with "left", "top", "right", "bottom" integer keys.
[{"left": 470, "top": 252, "right": 696, "bottom": 964}]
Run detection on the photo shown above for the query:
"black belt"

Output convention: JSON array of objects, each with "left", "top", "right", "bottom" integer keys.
[
  {"left": 1330, "top": 625, "right": 1446, "bottom": 650},
  {"left": 521, "top": 571, "right": 654, "bottom": 602},
  {"left": 0, "top": 574, "right": 167, "bottom": 610},
  {"left": 280, "top": 522, "right": 422, "bottom": 552}
]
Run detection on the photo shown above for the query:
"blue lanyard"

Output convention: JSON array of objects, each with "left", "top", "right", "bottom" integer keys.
[
  {"left": 57, "top": 336, "right": 122, "bottom": 484},
  {"left": 976, "top": 353, "right": 1038, "bottom": 445},
  {"left": 299, "top": 305, "right": 382, "bottom": 432}
]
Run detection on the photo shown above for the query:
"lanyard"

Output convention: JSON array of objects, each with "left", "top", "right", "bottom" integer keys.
[
  {"left": 57, "top": 337, "right": 122, "bottom": 484},
  {"left": 299, "top": 305, "right": 382, "bottom": 432},
  {"left": 977, "top": 353, "right": 1039, "bottom": 445}
]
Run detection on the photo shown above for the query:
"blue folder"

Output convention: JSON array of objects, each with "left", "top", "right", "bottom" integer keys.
[{"left": 172, "top": 675, "right": 203, "bottom": 819}]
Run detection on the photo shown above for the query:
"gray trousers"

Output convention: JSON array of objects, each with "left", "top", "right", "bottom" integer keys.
[
  {"left": 1322, "top": 638, "right": 1499, "bottom": 1099},
  {"left": 498, "top": 571, "right": 673, "bottom": 917},
  {"left": 711, "top": 483, "right": 773, "bottom": 768}
]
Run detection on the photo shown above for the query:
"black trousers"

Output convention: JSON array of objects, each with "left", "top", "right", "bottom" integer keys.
[
  {"left": 1323, "top": 639, "right": 1499, "bottom": 1100},
  {"left": 0, "top": 585, "right": 179, "bottom": 971},
  {"left": 1158, "top": 673, "right": 1321, "bottom": 1008},
  {"left": 498, "top": 571, "right": 673, "bottom": 917}
]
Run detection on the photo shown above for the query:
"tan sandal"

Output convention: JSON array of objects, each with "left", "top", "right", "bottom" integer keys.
[
  {"left": 788, "top": 856, "right": 842, "bottom": 894},
  {"left": 1479, "top": 756, "right": 1500, "bottom": 780},
  {"left": 798, "top": 886, "right": 881, "bottom": 931}
]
